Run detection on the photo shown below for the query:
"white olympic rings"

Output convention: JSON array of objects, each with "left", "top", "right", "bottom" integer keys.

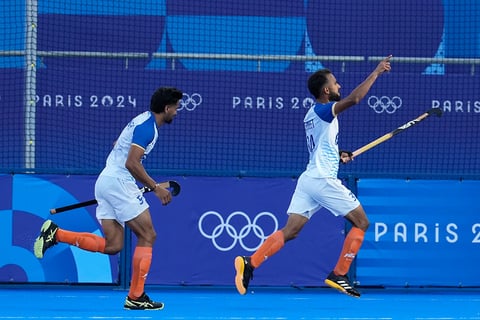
[
  {"left": 198, "top": 210, "right": 279, "bottom": 252},
  {"left": 368, "top": 95, "right": 402, "bottom": 114},
  {"left": 179, "top": 93, "right": 202, "bottom": 111}
]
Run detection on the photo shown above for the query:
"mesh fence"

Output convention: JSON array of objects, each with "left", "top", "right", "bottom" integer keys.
[{"left": 1, "top": 0, "right": 479, "bottom": 178}]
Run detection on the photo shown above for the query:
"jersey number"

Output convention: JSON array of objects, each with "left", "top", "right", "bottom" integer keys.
[{"left": 306, "top": 134, "right": 315, "bottom": 153}]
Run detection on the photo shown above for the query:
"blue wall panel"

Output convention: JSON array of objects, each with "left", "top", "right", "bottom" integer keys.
[{"left": 357, "top": 179, "right": 480, "bottom": 287}]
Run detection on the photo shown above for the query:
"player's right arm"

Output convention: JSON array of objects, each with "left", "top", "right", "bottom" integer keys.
[{"left": 333, "top": 55, "right": 392, "bottom": 115}]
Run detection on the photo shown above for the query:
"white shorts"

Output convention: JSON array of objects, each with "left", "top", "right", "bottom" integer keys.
[
  {"left": 286, "top": 173, "right": 360, "bottom": 219},
  {"left": 94, "top": 175, "right": 149, "bottom": 226}
]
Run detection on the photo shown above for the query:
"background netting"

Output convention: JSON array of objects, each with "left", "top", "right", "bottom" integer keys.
[{"left": 1, "top": 0, "right": 479, "bottom": 178}]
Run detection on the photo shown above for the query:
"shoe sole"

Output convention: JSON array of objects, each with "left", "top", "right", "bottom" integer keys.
[
  {"left": 41, "top": 220, "right": 53, "bottom": 230},
  {"left": 234, "top": 256, "right": 247, "bottom": 295},
  {"left": 324, "top": 279, "right": 361, "bottom": 298},
  {"left": 33, "top": 236, "right": 44, "bottom": 259},
  {"left": 33, "top": 220, "right": 54, "bottom": 259},
  {"left": 124, "top": 305, "right": 164, "bottom": 310},
  {"left": 124, "top": 298, "right": 164, "bottom": 310}
]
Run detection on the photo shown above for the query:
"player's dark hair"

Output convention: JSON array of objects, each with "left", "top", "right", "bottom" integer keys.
[
  {"left": 150, "top": 87, "right": 183, "bottom": 113},
  {"left": 307, "top": 69, "right": 332, "bottom": 99}
]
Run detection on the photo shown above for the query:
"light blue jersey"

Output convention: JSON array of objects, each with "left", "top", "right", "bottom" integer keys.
[
  {"left": 100, "top": 111, "right": 158, "bottom": 180},
  {"left": 287, "top": 101, "right": 359, "bottom": 218},
  {"left": 303, "top": 102, "right": 340, "bottom": 178}
]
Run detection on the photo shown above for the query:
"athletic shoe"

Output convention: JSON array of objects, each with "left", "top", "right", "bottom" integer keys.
[
  {"left": 33, "top": 220, "right": 59, "bottom": 259},
  {"left": 234, "top": 256, "right": 254, "bottom": 295},
  {"left": 124, "top": 292, "right": 164, "bottom": 310},
  {"left": 324, "top": 271, "right": 361, "bottom": 298}
]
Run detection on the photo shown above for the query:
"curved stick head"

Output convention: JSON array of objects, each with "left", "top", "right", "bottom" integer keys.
[
  {"left": 427, "top": 107, "right": 443, "bottom": 117},
  {"left": 169, "top": 181, "right": 181, "bottom": 196}
]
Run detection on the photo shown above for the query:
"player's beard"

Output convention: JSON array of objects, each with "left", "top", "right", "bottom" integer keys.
[
  {"left": 329, "top": 92, "right": 341, "bottom": 101},
  {"left": 165, "top": 115, "right": 176, "bottom": 124}
]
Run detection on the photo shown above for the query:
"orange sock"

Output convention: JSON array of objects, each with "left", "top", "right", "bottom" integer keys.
[
  {"left": 333, "top": 227, "right": 365, "bottom": 276},
  {"left": 56, "top": 229, "right": 106, "bottom": 253},
  {"left": 251, "top": 230, "right": 285, "bottom": 268},
  {"left": 128, "top": 246, "right": 152, "bottom": 299}
]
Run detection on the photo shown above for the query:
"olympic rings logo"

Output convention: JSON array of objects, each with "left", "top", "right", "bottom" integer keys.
[
  {"left": 368, "top": 96, "right": 402, "bottom": 114},
  {"left": 198, "top": 211, "right": 279, "bottom": 252},
  {"left": 179, "top": 93, "right": 202, "bottom": 111}
]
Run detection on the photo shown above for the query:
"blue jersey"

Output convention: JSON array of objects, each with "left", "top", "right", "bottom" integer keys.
[
  {"left": 303, "top": 102, "right": 340, "bottom": 178},
  {"left": 100, "top": 111, "right": 158, "bottom": 180}
]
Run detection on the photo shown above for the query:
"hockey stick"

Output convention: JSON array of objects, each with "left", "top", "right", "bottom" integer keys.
[
  {"left": 352, "top": 108, "right": 443, "bottom": 158},
  {"left": 49, "top": 180, "right": 181, "bottom": 214}
]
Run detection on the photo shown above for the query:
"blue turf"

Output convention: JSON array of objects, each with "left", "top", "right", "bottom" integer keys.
[{"left": 0, "top": 286, "right": 479, "bottom": 319}]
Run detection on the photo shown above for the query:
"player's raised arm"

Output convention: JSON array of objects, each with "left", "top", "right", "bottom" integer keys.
[{"left": 334, "top": 55, "right": 392, "bottom": 115}]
